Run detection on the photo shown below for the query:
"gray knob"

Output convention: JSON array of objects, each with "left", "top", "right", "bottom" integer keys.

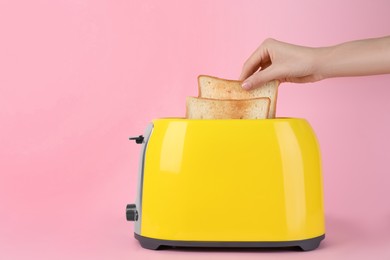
[{"left": 126, "top": 204, "right": 138, "bottom": 221}]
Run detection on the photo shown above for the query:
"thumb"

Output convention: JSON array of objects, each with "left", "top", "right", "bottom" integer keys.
[{"left": 241, "top": 67, "right": 279, "bottom": 90}]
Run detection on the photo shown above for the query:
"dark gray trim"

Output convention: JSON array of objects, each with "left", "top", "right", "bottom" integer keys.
[{"left": 134, "top": 233, "right": 325, "bottom": 251}]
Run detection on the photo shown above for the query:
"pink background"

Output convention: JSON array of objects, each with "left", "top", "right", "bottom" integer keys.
[{"left": 1, "top": 0, "right": 389, "bottom": 259}]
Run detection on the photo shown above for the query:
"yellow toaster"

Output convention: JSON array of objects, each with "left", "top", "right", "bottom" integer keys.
[{"left": 126, "top": 118, "right": 325, "bottom": 251}]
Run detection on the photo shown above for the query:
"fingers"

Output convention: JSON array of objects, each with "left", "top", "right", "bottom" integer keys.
[
  {"left": 239, "top": 55, "right": 262, "bottom": 81},
  {"left": 242, "top": 70, "right": 321, "bottom": 89},
  {"left": 239, "top": 41, "right": 271, "bottom": 81},
  {"left": 242, "top": 66, "right": 280, "bottom": 90},
  {"left": 240, "top": 38, "right": 321, "bottom": 88}
]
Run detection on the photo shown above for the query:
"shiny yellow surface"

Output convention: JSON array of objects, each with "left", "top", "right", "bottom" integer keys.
[{"left": 141, "top": 118, "right": 325, "bottom": 241}]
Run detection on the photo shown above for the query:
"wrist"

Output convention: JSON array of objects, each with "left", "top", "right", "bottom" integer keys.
[{"left": 311, "top": 46, "right": 333, "bottom": 81}]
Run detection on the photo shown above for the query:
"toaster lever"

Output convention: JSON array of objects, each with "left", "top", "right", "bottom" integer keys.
[{"left": 129, "top": 135, "right": 144, "bottom": 144}]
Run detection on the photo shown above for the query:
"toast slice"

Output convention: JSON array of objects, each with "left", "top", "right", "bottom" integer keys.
[
  {"left": 186, "top": 97, "right": 270, "bottom": 119},
  {"left": 198, "top": 75, "right": 279, "bottom": 118}
]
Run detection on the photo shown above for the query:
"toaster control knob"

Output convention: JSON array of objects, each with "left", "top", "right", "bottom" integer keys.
[
  {"left": 126, "top": 204, "right": 138, "bottom": 221},
  {"left": 129, "top": 135, "right": 144, "bottom": 144}
]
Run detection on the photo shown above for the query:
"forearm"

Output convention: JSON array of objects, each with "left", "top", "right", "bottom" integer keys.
[{"left": 316, "top": 36, "right": 390, "bottom": 79}]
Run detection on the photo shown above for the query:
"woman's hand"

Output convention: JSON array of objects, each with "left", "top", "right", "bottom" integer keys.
[
  {"left": 240, "top": 38, "right": 323, "bottom": 90},
  {"left": 240, "top": 36, "right": 390, "bottom": 90}
]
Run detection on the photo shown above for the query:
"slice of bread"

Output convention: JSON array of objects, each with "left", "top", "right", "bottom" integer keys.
[
  {"left": 186, "top": 97, "right": 270, "bottom": 119},
  {"left": 198, "top": 75, "right": 279, "bottom": 118}
]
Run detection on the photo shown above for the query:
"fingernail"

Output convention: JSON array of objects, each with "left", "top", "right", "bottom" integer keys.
[{"left": 241, "top": 81, "right": 252, "bottom": 90}]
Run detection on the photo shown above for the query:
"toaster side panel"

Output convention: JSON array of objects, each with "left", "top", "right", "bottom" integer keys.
[{"left": 134, "top": 123, "right": 154, "bottom": 235}]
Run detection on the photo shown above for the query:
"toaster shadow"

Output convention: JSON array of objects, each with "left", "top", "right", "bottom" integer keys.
[{"left": 319, "top": 214, "right": 366, "bottom": 249}]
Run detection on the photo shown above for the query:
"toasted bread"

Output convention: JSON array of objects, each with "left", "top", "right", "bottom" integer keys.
[
  {"left": 198, "top": 75, "right": 279, "bottom": 118},
  {"left": 186, "top": 96, "right": 270, "bottom": 119}
]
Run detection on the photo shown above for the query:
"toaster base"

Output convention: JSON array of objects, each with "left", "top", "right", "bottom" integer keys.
[{"left": 134, "top": 233, "right": 325, "bottom": 251}]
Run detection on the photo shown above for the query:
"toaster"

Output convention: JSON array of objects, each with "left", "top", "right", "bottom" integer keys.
[{"left": 126, "top": 118, "right": 325, "bottom": 251}]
